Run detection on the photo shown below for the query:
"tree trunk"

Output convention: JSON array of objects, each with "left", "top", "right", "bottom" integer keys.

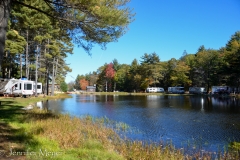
[
  {"left": 51, "top": 57, "right": 55, "bottom": 96},
  {"left": 35, "top": 45, "right": 39, "bottom": 97},
  {"left": 54, "top": 58, "right": 58, "bottom": 80},
  {"left": 114, "top": 81, "right": 116, "bottom": 92},
  {"left": 51, "top": 57, "right": 58, "bottom": 95},
  {"left": 0, "top": 0, "right": 11, "bottom": 70},
  {"left": 25, "top": 29, "right": 29, "bottom": 78},
  {"left": 7, "top": 51, "right": 10, "bottom": 78},
  {"left": 20, "top": 53, "right": 22, "bottom": 78},
  {"left": 47, "top": 68, "right": 49, "bottom": 95},
  {"left": 8, "top": 66, "right": 10, "bottom": 78},
  {"left": 45, "top": 66, "right": 49, "bottom": 95}
]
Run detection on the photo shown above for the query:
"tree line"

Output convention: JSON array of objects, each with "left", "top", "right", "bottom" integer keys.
[
  {"left": 75, "top": 31, "right": 240, "bottom": 92},
  {"left": 0, "top": 0, "right": 133, "bottom": 95}
]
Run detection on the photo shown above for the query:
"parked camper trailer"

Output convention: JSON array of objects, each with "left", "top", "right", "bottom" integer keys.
[
  {"left": 11, "top": 80, "right": 34, "bottom": 97},
  {"left": 146, "top": 87, "right": 164, "bottom": 93},
  {"left": 211, "top": 86, "right": 231, "bottom": 95},
  {"left": 33, "top": 82, "right": 42, "bottom": 95},
  {"left": 0, "top": 78, "right": 20, "bottom": 95},
  {"left": 2, "top": 79, "right": 34, "bottom": 97},
  {"left": 168, "top": 87, "right": 185, "bottom": 94},
  {"left": 189, "top": 87, "right": 206, "bottom": 94},
  {"left": 0, "top": 78, "right": 42, "bottom": 97}
]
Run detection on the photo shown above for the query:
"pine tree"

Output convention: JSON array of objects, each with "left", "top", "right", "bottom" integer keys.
[{"left": 0, "top": 0, "right": 134, "bottom": 69}]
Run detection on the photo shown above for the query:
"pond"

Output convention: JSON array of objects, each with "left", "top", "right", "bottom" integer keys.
[{"left": 36, "top": 94, "right": 240, "bottom": 153}]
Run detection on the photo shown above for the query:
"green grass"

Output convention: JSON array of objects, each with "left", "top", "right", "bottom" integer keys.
[{"left": 0, "top": 93, "right": 240, "bottom": 160}]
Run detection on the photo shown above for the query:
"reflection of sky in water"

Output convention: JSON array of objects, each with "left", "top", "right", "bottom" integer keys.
[{"left": 37, "top": 94, "right": 240, "bottom": 152}]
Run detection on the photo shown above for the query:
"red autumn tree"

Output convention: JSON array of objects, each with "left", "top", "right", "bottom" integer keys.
[
  {"left": 105, "top": 63, "right": 115, "bottom": 91},
  {"left": 105, "top": 63, "right": 115, "bottom": 79},
  {"left": 79, "top": 79, "right": 89, "bottom": 90}
]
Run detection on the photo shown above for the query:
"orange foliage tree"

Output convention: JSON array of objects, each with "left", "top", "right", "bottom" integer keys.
[
  {"left": 79, "top": 79, "right": 89, "bottom": 90},
  {"left": 105, "top": 63, "right": 115, "bottom": 79},
  {"left": 105, "top": 63, "right": 115, "bottom": 91}
]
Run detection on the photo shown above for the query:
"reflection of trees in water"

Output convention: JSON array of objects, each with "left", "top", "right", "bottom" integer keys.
[
  {"left": 166, "top": 95, "right": 187, "bottom": 108},
  {"left": 188, "top": 96, "right": 211, "bottom": 111},
  {"left": 77, "top": 94, "right": 97, "bottom": 103},
  {"left": 210, "top": 97, "right": 240, "bottom": 113},
  {"left": 205, "top": 97, "right": 212, "bottom": 110},
  {"left": 37, "top": 99, "right": 70, "bottom": 113},
  {"left": 43, "top": 100, "right": 49, "bottom": 110},
  {"left": 188, "top": 96, "right": 240, "bottom": 113}
]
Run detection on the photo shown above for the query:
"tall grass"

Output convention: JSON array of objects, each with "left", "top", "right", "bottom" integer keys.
[
  {"left": 22, "top": 109, "right": 240, "bottom": 159},
  {"left": 23, "top": 109, "right": 124, "bottom": 159}
]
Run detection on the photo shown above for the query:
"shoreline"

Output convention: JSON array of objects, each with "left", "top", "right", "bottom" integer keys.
[{"left": 67, "top": 91, "right": 240, "bottom": 98}]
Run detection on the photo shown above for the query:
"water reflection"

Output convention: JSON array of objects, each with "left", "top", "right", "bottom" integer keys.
[
  {"left": 36, "top": 101, "right": 43, "bottom": 109},
  {"left": 36, "top": 94, "right": 240, "bottom": 152}
]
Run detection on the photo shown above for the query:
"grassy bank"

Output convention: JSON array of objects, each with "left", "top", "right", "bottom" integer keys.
[{"left": 0, "top": 94, "right": 239, "bottom": 160}]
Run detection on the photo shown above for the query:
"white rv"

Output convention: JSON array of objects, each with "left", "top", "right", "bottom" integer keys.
[
  {"left": 33, "top": 82, "right": 42, "bottom": 95},
  {"left": 11, "top": 80, "right": 34, "bottom": 97},
  {"left": 211, "top": 86, "right": 231, "bottom": 95},
  {"left": 0, "top": 78, "right": 19, "bottom": 96},
  {"left": 146, "top": 87, "right": 164, "bottom": 93},
  {"left": 0, "top": 78, "right": 37, "bottom": 97},
  {"left": 189, "top": 87, "right": 206, "bottom": 94},
  {"left": 168, "top": 87, "right": 185, "bottom": 94}
]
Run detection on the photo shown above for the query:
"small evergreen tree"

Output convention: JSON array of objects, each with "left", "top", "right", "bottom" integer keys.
[{"left": 60, "top": 81, "right": 68, "bottom": 92}]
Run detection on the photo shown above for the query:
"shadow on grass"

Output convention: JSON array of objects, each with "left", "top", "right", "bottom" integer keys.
[
  {"left": 0, "top": 100, "right": 25, "bottom": 122},
  {"left": 0, "top": 99, "right": 59, "bottom": 159}
]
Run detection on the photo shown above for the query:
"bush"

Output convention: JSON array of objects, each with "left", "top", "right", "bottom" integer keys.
[{"left": 60, "top": 82, "right": 68, "bottom": 92}]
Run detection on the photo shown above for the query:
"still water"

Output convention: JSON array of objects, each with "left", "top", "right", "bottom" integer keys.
[{"left": 37, "top": 94, "right": 240, "bottom": 152}]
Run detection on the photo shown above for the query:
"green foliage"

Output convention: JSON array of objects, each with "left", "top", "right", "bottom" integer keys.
[
  {"left": 170, "top": 61, "right": 191, "bottom": 86},
  {"left": 115, "top": 64, "right": 130, "bottom": 91},
  {"left": 60, "top": 81, "right": 68, "bottom": 92},
  {"left": 194, "top": 48, "right": 222, "bottom": 91},
  {"left": 38, "top": 67, "right": 46, "bottom": 73},
  {"left": 222, "top": 31, "right": 240, "bottom": 86},
  {"left": 140, "top": 52, "right": 160, "bottom": 64},
  {"left": 139, "top": 53, "right": 163, "bottom": 88},
  {"left": 229, "top": 142, "right": 240, "bottom": 151},
  {"left": 29, "top": 64, "right": 36, "bottom": 70},
  {"left": 5, "top": 29, "right": 26, "bottom": 54},
  {"left": 140, "top": 78, "right": 149, "bottom": 90},
  {"left": 96, "top": 64, "right": 107, "bottom": 92}
]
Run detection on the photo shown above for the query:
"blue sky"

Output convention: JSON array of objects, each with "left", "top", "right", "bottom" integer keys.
[{"left": 65, "top": 0, "right": 240, "bottom": 83}]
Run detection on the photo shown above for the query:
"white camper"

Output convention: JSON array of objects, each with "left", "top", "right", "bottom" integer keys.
[
  {"left": 0, "top": 78, "right": 36, "bottom": 97},
  {"left": 211, "top": 86, "right": 231, "bottom": 95},
  {"left": 11, "top": 80, "right": 34, "bottom": 97},
  {"left": 189, "top": 87, "right": 206, "bottom": 94},
  {"left": 168, "top": 87, "right": 185, "bottom": 94},
  {"left": 146, "top": 87, "right": 164, "bottom": 93},
  {"left": 33, "top": 82, "right": 42, "bottom": 95},
  {"left": 0, "top": 78, "right": 19, "bottom": 96}
]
